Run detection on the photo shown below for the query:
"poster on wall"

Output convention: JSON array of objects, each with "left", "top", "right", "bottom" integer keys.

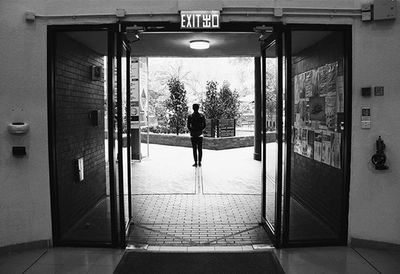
[
  {"left": 293, "top": 127, "right": 300, "bottom": 153},
  {"left": 304, "top": 69, "right": 317, "bottom": 98},
  {"left": 299, "top": 100, "right": 310, "bottom": 123},
  {"left": 336, "top": 75, "right": 344, "bottom": 112},
  {"left": 321, "top": 132, "right": 332, "bottom": 164},
  {"left": 307, "top": 130, "right": 315, "bottom": 158},
  {"left": 130, "top": 80, "right": 139, "bottom": 101},
  {"left": 330, "top": 132, "right": 341, "bottom": 168},
  {"left": 294, "top": 75, "right": 300, "bottom": 104},
  {"left": 297, "top": 73, "right": 305, "bottom": 99},
  {"left": 325, "top": 95, "right": 337, "bottom": 130},
  {"left": 309, "top": 97, "right": 325, "bottom": 122},
  {"left": 318, "top": 62, "right": 338, "bottom": 96},
  {"left": 314, "top": 130, "right": 322, "bottom": 162}
]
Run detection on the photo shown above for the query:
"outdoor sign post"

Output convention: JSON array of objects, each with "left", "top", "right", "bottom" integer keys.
[{"left": 180, "top": 11, "right": 220, "bottom": 29}]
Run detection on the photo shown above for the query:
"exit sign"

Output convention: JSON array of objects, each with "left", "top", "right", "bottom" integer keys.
[{"left": 180, "top": 11, "right": 220, "bottom": 29}]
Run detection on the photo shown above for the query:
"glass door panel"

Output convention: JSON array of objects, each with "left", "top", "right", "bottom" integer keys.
[
  {"left": 116, "top": 30, "right": 132, "bottom": 246},
  {"left": 286, "top": 29, "right": 347, "bottom": 244},
  {"left": 121, "top": 41, "right": 132, "bottom": 231},
  {"left": 261, "top": 31, "right": 283, "bottom": 246}
]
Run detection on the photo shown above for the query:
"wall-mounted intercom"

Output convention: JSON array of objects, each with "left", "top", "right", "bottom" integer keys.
[
  {"left": 77, "top": 157, "right": 84, "bottom": 182},
  {"left": 91, "top": 66, "right": 102, "bottom": 81},
  {"left": 361, "top": 106, "right": 371, "bottom": 129},
  {"left": 89, "top": 110, "right": 100, "bottom": 126}
]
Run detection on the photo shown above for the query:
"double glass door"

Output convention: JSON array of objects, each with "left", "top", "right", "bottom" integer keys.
[{"left": 261, "top": 25, "right": 351, "bottom": 247}]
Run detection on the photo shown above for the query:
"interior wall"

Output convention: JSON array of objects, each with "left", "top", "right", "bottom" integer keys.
[
  {"left": 0, "top": 0, "right": 400, "bottom": 247},
  {"left": 54, "top": 33, "right": 106, "bottom": 236},
  {"left": 349, "top": 17, "right": 400, "bottom": 245},
  {"left": 0, "top": 0, "right": 51, "bottom": 247},
  {"left": 291, "top": 32, "right": 345, "bottom": 237}
]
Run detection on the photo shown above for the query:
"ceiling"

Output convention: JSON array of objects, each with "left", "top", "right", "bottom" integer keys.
[
  {"left": 130, "top": 32, "right": 261, "bottom": 57},
  {"left": 65, "top": 30, "right": 333, "bottom": 58}
]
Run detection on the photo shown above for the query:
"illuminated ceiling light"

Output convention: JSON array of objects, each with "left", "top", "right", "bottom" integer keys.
[{"left": 189, "top": 40, "right": 210, "bottom": 50}]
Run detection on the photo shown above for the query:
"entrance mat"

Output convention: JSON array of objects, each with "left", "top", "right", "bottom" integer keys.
[{"left": 114, "top": 251, "right": 285, "bottom": 274}]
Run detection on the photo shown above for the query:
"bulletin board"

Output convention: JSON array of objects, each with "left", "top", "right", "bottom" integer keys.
[{"left": 292, "top": 61, "right": 344, "bottom": 169}]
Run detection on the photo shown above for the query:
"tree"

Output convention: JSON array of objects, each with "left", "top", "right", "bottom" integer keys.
[
  {"left": 265, "top": 59, "right": 277, "bottom": 129},
  {"left": 202, "top": 81, "right": 222, "bottom": 119},
  {"left": 219, "top": 81, "right": 241, "bottom": 119},
  {"left": 165, "top": 77, "right": 189, "bottom": 135}
]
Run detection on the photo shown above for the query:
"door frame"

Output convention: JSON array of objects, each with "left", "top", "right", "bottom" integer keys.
[
  {"left": 47, "top": 23, "right": 129, "bottom": 247},
  {"left": 48, "top": 22, "right": 351, "bottom": 249},
  {"left": 259, "top": 26, "right": 284, "bottom": 248},
  {"left": 116, "top": 26, "right": 133, "bottom": 247},
  {"left": 281, "top": 24, "right": 352, "bottom": 247}
]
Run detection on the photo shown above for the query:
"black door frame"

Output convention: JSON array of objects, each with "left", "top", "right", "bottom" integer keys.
[
  {"left": 47, "top": 23, "right": 132, "bottom": 248},
  {"left": 116, "top": 27, "right": 133, "bottom": 247},
  {"left": 259, "top": 26, "right": 284, "bottom": 248},
  {"left": 48, "top": 21, "right": 351, "bottom": 249},
  {"left": 282, "top": 24, "right": 352, "bottom": 247}
]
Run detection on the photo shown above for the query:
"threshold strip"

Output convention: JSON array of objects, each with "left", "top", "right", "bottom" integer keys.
[{"left": 195, "top": 167, "right": 204, "bottom": 195}]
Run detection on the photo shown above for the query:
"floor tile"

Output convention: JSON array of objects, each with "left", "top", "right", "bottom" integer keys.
[
  {"left": 354, "top": 247, "right": 400, "bottom": 274},
  {"left": 0, "top": 248, "right": 46, "bottom": 265},
  {"left": 281, "top": 262, "right": 379, "bottom": 274},
  {"left": 87, "top": 264, "right": 117, "bottom": 274},
  {"left": 92, "top": 252, "right": 124, "bottom": 266},
  {"left": 0, "top": 263, "right": 31, "bottom": 274},
  {"left": 275, "top": 247, "right": 366, "bottom": 266},
  {"left": 24, "top": 263, "right": 90, "bottom": 274},
  {"left": 35, "top": 252, "right": 100, "bottom": 266}
]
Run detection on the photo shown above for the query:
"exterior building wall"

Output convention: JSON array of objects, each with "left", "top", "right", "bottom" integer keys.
[{"left": 0, "top": 0, "right": 400, "bottom": 247}]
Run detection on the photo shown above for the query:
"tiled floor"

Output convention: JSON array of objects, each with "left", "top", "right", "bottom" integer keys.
[{"left": 1, "top": 246, "right": 400, "bottom": 273}]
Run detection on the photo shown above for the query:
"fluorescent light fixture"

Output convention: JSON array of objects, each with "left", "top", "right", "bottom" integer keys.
[{"left": 190, "top": 40, "right": 210, "bottom": 50}]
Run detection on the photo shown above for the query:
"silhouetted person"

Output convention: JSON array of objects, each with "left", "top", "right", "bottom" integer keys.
[{"left": 187, "top": 104, "right": 206, "bottom": 167}]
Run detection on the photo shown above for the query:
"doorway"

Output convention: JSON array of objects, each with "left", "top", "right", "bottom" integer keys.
[{"left": 47, "top": 22, "right": 351, "bottom": 248}]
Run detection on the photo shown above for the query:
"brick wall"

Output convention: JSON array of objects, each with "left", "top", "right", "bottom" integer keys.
[{"left": 54, "top": 33, "right": 106, "bottom": 236}]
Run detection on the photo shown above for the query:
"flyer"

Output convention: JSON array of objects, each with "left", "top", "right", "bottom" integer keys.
[
  {"left": 336, "top": 75, "right": 344, "bottom": 112},
  {"left": 297, "top": 73, "right": 305, "bottom": 99},
  {"left": 294, "top": 75, "right": 300, "bottom": 104},
  {"left": 313, "top": 130, "right": 322, "bottom": 162},
  {"left": 325, "top": 95, "right": 337, "bottom": 130},
  {"left": 293, "top": 127, "right": 302, "bottom": 154},
  {"left": 307, "top": 130, "right": 315, "bottom": 158},
  {"left": 304, "top": 70, "right": 317, "bottom": 98},
  {"left": 318, "top": 62, "right": 338, "bottom": 96},
  {"left": 321, "top": 132, "right": 332, "bottom": 164},
  {"left": 309, "top": 97, "right": 325, "bottom": 122},
  {"left": 330, "top": 132, "right": 341, "bottom": 169}
]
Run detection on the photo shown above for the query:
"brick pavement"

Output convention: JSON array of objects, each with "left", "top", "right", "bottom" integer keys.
[
  {"left": 128, "top": 194, "right": 270, "bottom": 246},
  {"left": 127, "top": 144, "right": 274, "bottom": 246}
]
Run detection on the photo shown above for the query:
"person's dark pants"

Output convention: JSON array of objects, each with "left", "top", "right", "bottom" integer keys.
[{"left": 191, "top": 136, "right": 203, "bottom": 164}]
